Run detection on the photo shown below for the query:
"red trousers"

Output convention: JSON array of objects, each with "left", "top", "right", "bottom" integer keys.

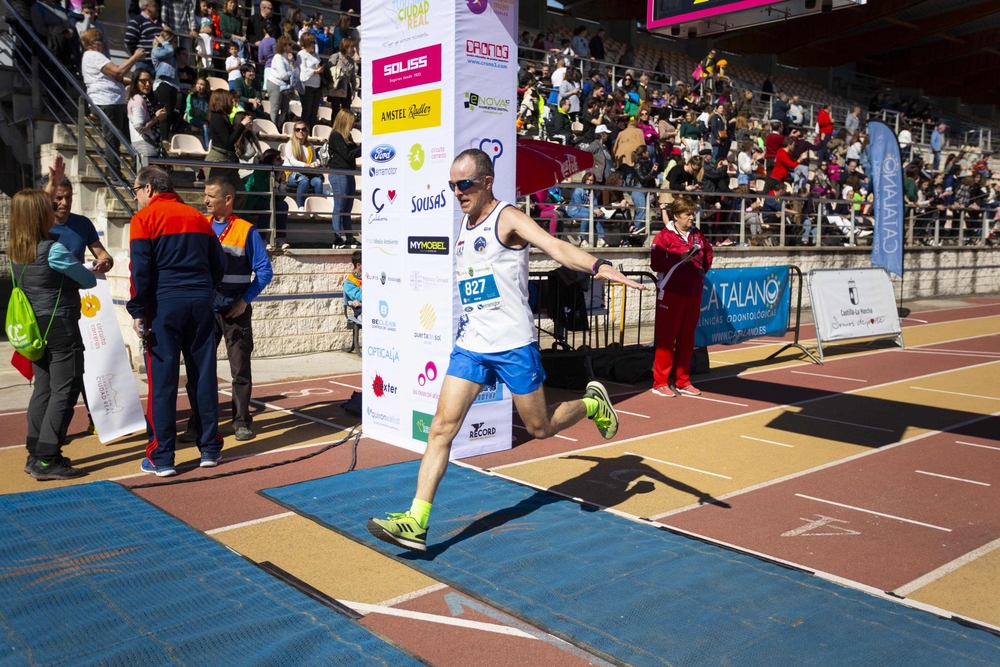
[{"left": 653, "top": 291, "right": 701, "bottom": 389}]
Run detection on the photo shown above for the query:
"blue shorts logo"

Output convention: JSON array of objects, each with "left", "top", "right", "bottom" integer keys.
[
  {"left": 371, "top": 145, "right": 396, "bottom": 162},
  {"left": 474, "top": 236, "right": 487, "bottom": 253}
]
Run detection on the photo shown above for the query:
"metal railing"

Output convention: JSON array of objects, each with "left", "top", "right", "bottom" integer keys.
[{"left": 1, "top": 0, "right": 138, "bottom": 215}]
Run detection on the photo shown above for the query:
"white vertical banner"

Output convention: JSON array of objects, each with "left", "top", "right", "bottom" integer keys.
[
  {"left": 361, "top": 0, "right": 517, "bottom": 458},
  {"left": 78, "top": 276, "right": 146, "bottom": 443}
]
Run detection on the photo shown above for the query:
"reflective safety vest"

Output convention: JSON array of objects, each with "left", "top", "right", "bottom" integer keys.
[{"left": 210, "top": 214, "right": 254, "bottom": 312}]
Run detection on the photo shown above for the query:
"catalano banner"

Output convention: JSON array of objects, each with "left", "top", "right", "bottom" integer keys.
[
  {"left": 868, "top": 121, "right": 904, "bottom": 278},
  {"left": 695, "top": 266, "right": 791, "bottom": 347},
  {"left": 78, "top": 275, "right": 146, "bottom": 443},
  {"left": 360, "top": 0, "right": 517, "bottom": 458}
]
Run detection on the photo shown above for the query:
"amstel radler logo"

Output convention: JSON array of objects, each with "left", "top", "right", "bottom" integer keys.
[{"left": 373, "top": 89, "right": 441, "bottom": 135}]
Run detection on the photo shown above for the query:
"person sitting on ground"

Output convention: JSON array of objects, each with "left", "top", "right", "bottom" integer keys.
[{"left": 344, "top": 250, "right": 362, "bottom": 317}]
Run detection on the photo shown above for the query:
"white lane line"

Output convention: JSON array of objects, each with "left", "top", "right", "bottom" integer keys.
[
  {"left": 206, "top": 512, "right": 296, "bottom": 535},
  {"left": 328, "top": 380, "right": 364, "bottom": 390},
  {"left": 894, "top": 537, "right": 1000, "bottom": 597},
  {"left": 901, "top": 350, "right": 1000, "bottom": 359},
  {"left": 253, "top": 373, "right": 357, "bottom": 389},
  {"left": 0, "top": 443, "right": 25, "bottom": 452},
  {"left": 649, "top": 409, "right": 1000, "bottom": 521},
  {"left": 790, "top": 371, "right": 867, "bottom": 383},
  {"left": 681, "top": 394, "right": 750, "bottom": 407},
  {"left": 902, "top": 317, "right": 929, "bottom": 324},
  {"left": 956, "top": 440, "right": 1000, "bottom": 452},
  {"left": 625, "top": 451, "right": 732, "bottom": 479},
  {"left": 512, "top": 424, "right": 577, "bottom": 442},
  {"left": 710, "top": 359, "right": 742, "bottom": 366},
  {"left": 794, "top": 494, "right": 951, "bottom": 532},
  {"left": 108, "top": 472, "right": 147, "bottom": 481},
  {"left": 910, "top": 386, "right": 1000, "bottom": 401},
  {"left": 0, "top": 410, "right": 29, "bottom": 417},
  {"left": 341, "top": 601, "right": 537, "bottom": 639},
  {"left": 790, "top": 412, "right": 894, "bottom": 432},
  {"left": 492, "top": 360, "right": 1000, "bottom": 472},
  {"left": 220, "top": 390, "right": 352, "bottom": 432},
  {"left": 915, "top": 470, "right": 991, "bottom": 487},
  {"left": 925, "top": 348, "right": 1000, "bottom": 356},
  {"left": 740, "top": 435, "right": 794, "bottom": 448},
  {"left": 377, "top": 583, "right": 449, "bottom": 608},
  {"left": 616, "top": 409, "right": 650, "bottom": 419}
]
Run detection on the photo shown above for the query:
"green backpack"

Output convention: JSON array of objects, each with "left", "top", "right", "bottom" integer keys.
[{"left": 5, "top": 264, "right": 61, "bottom": 362}]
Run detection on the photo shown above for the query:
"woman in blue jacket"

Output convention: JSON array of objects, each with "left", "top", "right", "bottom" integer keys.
[
  {"left": 8, "top": 187, "right": 96, "bottom": 481},
  {"left": 567, "top": 171, "right": 607, "bottom": 247}
]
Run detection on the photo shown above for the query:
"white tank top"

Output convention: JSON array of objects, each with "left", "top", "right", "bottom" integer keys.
[{"left": 454, "top": 201, "right": 535, "bottom": 353}]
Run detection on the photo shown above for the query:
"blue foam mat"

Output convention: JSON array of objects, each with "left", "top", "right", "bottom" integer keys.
[
  {"left": 0, "top": 482, "right": 422, "bottom": 667},
  {"left": 264, "top": 461, "right": 1000, "bottom": 666}
]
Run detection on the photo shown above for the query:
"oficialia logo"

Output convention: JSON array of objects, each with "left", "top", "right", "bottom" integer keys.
[{"left": 373, "top": 89, "right": 441, "bottom": 135}]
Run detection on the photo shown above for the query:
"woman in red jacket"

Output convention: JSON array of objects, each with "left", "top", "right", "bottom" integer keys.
[
  {"left": 763, "top": 136, "right": 798, "bottom": 196},
  {"left": 817, "top": 104, "right": 834, "bottom": 139},
  {"left": 650, "top": 195, "right": 713, "bottom": 397}
]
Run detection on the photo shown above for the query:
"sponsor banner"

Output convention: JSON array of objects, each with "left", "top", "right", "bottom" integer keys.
[
  {"left": 77, "top": 276, "right": 146, "bottom": 443},
  {"left": 373, "top": 44, "right": 442, "bottom": 95},
  {"left": 868, "top": 121, "right": 904, "bottom": 278},
  {"left": 808, "top": 268, "right": 902, "bottom": 344},
  {"left": 362, "top": 0, "right": 515, "bottom": 459},
  {"left": 373, "top": 89, "right": 442, "bottom": 135},
  {"left": 695, "top": 266, "right": 791, "bottom": 347}
]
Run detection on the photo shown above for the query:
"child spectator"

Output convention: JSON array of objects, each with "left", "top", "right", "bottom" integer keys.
[
  {"left": 344, "top": 250, "right": 362, "bottom": 317},
  {"left": 234, "top": 64, "right": 264, "bottom": 116},
  {"left": 225, "top": 42, "right": 243, "bottom": 88},
  {"left": 196, "top": 17, "right": 214, "bottom": 71},
  {"left": 184, "top": 77, "right": 211, "bottom": 148}
]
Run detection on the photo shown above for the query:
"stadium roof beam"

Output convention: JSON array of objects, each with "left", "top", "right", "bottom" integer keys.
[
  {"left": 869, "top": 27, "right": 1000, "bottom": 77},
  {"left": 714, "top": 0, "right": 930, "bottom": 55},
  {"left": 784, "top": 0, "right": 1000, "bottom": 67}
]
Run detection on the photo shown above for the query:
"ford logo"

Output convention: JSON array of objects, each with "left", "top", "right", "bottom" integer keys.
[{"left": 371, "top": 145, "right": 396, "bottom": 162}]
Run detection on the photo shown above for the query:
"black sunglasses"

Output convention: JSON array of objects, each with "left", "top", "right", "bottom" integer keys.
[{"left": 448, "top": 178, "right": 481, "bottom": 192}]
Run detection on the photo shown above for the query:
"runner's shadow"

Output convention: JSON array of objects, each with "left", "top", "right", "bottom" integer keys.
[{"left": 411, "top": 454, "right": 729, "bottom": 559}]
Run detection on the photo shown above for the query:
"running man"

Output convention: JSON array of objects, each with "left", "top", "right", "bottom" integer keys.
[{"left": 367, "top": 148, "right": 643, "bottom": 552}]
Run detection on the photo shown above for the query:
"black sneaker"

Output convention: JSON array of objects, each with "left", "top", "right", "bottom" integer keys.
[
  {"left": 30, "top": 459, "right": 87, "bottom": 481},
  {"left": 177, "top": 429, "right": 198, "bottom": 443},
  {"left": 25, "top": 455, "right": 73, "bottom": 474},
  {"left": 234, "top": 426, "right": 255, "bottom": 441}
]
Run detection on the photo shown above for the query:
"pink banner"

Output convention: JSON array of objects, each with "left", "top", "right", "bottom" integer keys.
[{"left": 372, "top": 44, "right": 442, "bottom": 95}]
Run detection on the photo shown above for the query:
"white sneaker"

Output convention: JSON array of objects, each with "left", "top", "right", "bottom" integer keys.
[
  {"left": 580, "top": 239, "right": 591, "bottom": 248},
  {"left": 597, "top": 238, "right": 608, "bottom": 248}
]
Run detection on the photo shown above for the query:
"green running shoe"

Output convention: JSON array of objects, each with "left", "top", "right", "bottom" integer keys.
[
  {"left": 585, "top": 381, "right": 619, "bottom": 440},
  {"left": 367, "top": 512, "right": 428, "bottom": 552}
]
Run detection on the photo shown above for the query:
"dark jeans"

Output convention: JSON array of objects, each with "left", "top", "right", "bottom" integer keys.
[
  {"left": 154, "top": 83, "right": 178, "bottom": 148},
  {"left": 26, "top": 317, "right": 84, "bottom": 464},
  {"left": 300, "top": 85, "right": 322, "bottom": 130},
  {"left": 97, "top": 103, "right": 128, "bottom": 176},
  {"left": 329, "top": 173, "right": 356, "bottom": 242},
  {"left": 186, "top": 306, "right": 254, "bottom": 431}
]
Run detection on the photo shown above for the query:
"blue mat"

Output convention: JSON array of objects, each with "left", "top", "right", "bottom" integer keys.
[
  {"left": 0, "top": 482, "right": 422, "bottom": 667},
  {"left": 264, "top": 462, "right": 1000, "bottom": 666}
]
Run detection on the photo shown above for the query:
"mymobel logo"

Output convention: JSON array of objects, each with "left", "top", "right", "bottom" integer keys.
[
  {"left": 412, "top": 410, "right": 433, "bottom": 442},
  {"left": 411, "top": 190, "right": 448, "bottom": 213},
  {"left": 373, "top": 89, "right": 441, "bottom": 135},
  {"left": 371, "top": 373, "right": 398, "bottom": 397},
  {"left": 469, "top": 422, "right": 496, "bottom": 440},
  {"left": 408, "top": 236, "right": 449, "bottom": 254},
  {"left": 463, "top": 92, "right": 511, "bottom": 116},
  {"left": 373, "top": 44, "right": 441, "bottom": 95}
]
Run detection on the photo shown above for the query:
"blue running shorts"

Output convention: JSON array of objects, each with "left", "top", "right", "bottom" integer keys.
[{"left": 446, "top": 344, "right": 546, "bottom": 395}]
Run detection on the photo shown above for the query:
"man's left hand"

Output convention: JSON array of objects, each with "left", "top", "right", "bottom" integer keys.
[
  {"left": 598, "top": 264, "right": 643, "bottom": 290},
  {"left": 92, "top": 258, "right": 113, "bottom": 274},
  {"left": 226, "top": 299, "right": 248, "bottom": 319}
]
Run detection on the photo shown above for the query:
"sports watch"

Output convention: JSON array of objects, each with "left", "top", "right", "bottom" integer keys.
[{"left": 591, "top": 258, "right": 612, "bottom": 276}]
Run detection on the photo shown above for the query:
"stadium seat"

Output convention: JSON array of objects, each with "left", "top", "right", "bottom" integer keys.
[
  {"left": 207, "top": 76, "right": 228, "bottom": 91},
  {"left": 281, "top": 122, "right": 297, "bottom": 137},
  {"left": 350, "top": 128, "right": 361, "bottom": 144},
  {"left": 317, "top": 107, "right": 333, "bottom": 122},
  {"left": 168, "top": 134, "right": 208, "bottom": 157},
  {"left": 312, "top": 125, "right": 332, "bottom": 141},
  {"left": 252, "top": 118, "right": 285, "bottom": 138},
  {"left": 304, "top": 196, "right": 333, "bottom": 216},
  {"left": 288, "top": 100, "right": 302, "bottom": 117},
  {"left": 261, "top": 99, "right": 270, "bottom": 113}
]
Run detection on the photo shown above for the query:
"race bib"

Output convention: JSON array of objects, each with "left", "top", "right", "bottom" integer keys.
[{"left": 457, "top": 262, "right": 503, "bottom": 311}]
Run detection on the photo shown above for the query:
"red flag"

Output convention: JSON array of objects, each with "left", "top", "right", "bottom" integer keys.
[{"left": 11, "top": 351, "right": 33, "bottom": 381}]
